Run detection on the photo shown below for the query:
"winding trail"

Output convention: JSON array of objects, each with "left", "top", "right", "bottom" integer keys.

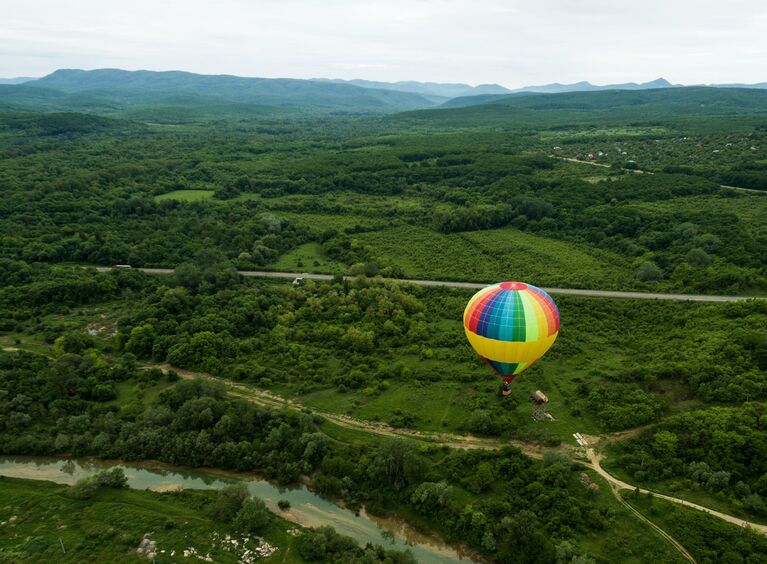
[
  {"left": 156, "top": 364, "right": 528, "bottom": 454},
  {"left": 149, "top": 363, "right": 767, "bottom": 540},
  {"left": 617, "top": 494, "right": 696, "bottom": 563},
  {"left": 158, "top": 364, "right": 703, "bottom": 561},
  {"left": 94, "top": 268, "right": 762, "bottom": 303},
  {"left": 586, "top": 448, "right": 767, "bottom": 535}
]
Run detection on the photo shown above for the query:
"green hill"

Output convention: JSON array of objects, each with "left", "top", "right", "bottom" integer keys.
[
  {"left": 398, "top": 86, "right": 767, "bottom": 127},
  {"left": 24, "top": 68, "right": 439, "bottom": 113}
]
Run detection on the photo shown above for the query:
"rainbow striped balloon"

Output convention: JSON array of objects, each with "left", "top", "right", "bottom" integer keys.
[{"left": 463, "top": 281, "right": 560, "bottom": 380}]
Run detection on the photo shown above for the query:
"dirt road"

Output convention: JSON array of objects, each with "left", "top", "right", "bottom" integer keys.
[
  {"left": 158, "top": 364, "right": 525, "bottom": 453},
  {"left": 586, "top": 448, "right": 767, "bottom": 535},
  {"left": 149, "top": 363, "right": 767, "bottom": 538}
]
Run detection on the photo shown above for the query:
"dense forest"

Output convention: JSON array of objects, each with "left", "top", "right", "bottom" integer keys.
[
  {"left": 1, "top": 101, "right": 766, "bottom": 294},
  {"left": 1, "top": 79, "right": 767, "bottom": 562}
]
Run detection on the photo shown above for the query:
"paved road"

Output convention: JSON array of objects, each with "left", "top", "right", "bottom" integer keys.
[{"left": 96, "top": 267, "right": 760, "bottom": 303}]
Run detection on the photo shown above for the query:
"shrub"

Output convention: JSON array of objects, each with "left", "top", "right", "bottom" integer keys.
[
  {"left": 233, "top": 496, "right": 271, "bottom": 533},
  {"left": 212, "top": 482, "right": 249, "bottom": 522},
  {"left": 69, "top": 476, "right": 99, "bottom": 500},
  {"left": 95, "top": 467, "right": 128, "bottom": 488}
]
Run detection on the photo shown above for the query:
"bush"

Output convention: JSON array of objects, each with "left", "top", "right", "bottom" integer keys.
[
  {"left": 212, "top": 482, "right": 249, "bottom": 522},
  {"left": 69, "top": 476, "right": 99, "bottom": 500},
  {"left": 95, "top": 468, "right": 128, "bottom": 488},
  {"left": 636, "top": 261, "right": 664, "bottom": 282},
  {"left": 233, "top": 496, "right": 271, "bottom": 533},
  {"left": 278, "top": 499, "right": 291, "bottom": 511}
]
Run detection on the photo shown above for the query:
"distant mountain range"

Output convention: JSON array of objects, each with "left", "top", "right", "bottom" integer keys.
[
  {"left": 4, "top": 71, "right": 767, "bottom": 99},
  {"left": 310, "top": 78, "right": 511, "bottom": 100},
  {"left": 0, "top": 77, "right": 36, "bottom": 85},
  {"left": 17, "top": 68, "right": 442, "bottom": 113},
  {"left": 397, "top": 87, "right": 767, "bottom": 128},
  {"left": 1, "top": 69, "right": 767, "bottom": 118},
  {"left": 506, "top": 77, "right": 674, "bottom": 94}
]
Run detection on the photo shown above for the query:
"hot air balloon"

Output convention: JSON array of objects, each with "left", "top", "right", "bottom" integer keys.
[{"left": 463, "top": 281, "right": 560, "bottom": 395}]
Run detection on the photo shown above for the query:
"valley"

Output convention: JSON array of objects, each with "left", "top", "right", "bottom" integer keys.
[{"left": 1, "top": 71, "right": 767, "bottom": 563}]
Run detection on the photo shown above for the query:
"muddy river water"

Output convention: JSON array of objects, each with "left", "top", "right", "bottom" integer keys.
[{"left": 0, "top": 456, "right": 475, "bottom": 563}]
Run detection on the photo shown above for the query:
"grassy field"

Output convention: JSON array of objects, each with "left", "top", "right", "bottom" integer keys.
[
  {"left": 269, "top": 242, "right": 346, "bottom": 273},
  {"left": 274, "top": 211, "right": 393, "bottom": 233},
  {"left": 155, "top": 190, "right": 216, "bottom": 202},
  {"left": 0, "top": 477, "right": 301, "bottom": 563},
  {"left": 354, "top": 224, "right": 634, "bottom": 287},
  {"left": 295, "top": 363, "right": 605, "bottom": 442}
]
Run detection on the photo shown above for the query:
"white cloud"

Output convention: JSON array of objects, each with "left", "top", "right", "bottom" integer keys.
[{"left": 1, "top": 0, "right": 765, "bottom": 86}]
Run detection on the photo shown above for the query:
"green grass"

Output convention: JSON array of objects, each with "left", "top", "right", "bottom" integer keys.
[
  {"left": 569, "top": 469, "right": 688, "bottom": 564},
  {"left": 275, "top": 212, "right": 391, "bottom": 232},
  {"left": 0, "top": 334, "right": 52, "bottom": 356},
  {"left": 0, "top": 477, "right": 302, "bottom": 563},
  {"left": 269, "top": 242, "right": 345, "bottom": 273},
  {"left": 626, "top": 193, "right": 767, "bottom": 239},
  {"left": 302, "top": 380, "right": 476, "bottom": 432},
  {"left": 108, "top": 380, "right": 175, "bottom": 410},
  {"left": 355, "top": 224, "right": 634, "bottom": 288},
  {"left": 461, "top": 226, "right": 633, "bottom": 287},
  {"left": 292, "top": 359, "right": 605, "bottom": 443},
  {"left": 154, "top": 190, "right": 216, "bottom": 202}
]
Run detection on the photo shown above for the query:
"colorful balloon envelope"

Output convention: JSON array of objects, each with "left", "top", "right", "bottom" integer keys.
[{"left": 463, "top": 281, "right": 560, "bottom": 390}]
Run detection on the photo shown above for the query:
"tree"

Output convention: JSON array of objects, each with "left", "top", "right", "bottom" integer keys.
[
  {"left": 652, "top": 431, "right": 678, "bottom": 457},
  {"left": 636, "top": 261, "right": 664, "bottom": 282},
  {"left": 124, "top": 324, "right": 156, "bottom": 357},
  {"left": 95, "top": 467, "right": 128, "bottom": 488},
  {"left": 233, "top": 496, "right": 271, "bottom": 533},
  {"left": 68, "top": 476, "right": 99, "bottom": 499},
  {"left": 410, "top": 481, "right": 453, "bottom": 513},
  {"left": 686, "top": 247, "right": 711, "bottom": 266},
  {"left": 54, "top": 333, "right": 95, "bottom": 355},
  {"left": 212, "top": 482, "right": 248, "bottom": 522},
  {"left": 467, "top": 463, "right": 495, "bottom": 494}
]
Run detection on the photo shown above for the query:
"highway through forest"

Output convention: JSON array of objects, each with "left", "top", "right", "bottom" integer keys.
[{"left": 94, "top": 267, "right": 762, "bottom": 303}]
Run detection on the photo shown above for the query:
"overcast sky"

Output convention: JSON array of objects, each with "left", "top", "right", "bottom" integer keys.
[{"left": 2, "top": 0, "right": 766, "bottom": 87}]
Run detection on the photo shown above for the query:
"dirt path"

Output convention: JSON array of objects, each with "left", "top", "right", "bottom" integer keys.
[
  {"left": 619, "top": 494, "right": 696, "bottom": 562},
  {"left": 154, "top": 364, "right": 541, "bottom": 455},
  {"left": 586, "top": 448, "right": 767, "bottom": 535},
  {"left": 147, "top": 362, "right": 767, "bottom": 546}
]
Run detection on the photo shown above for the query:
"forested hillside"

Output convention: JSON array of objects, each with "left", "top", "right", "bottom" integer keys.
[{"left": 1, "top": 81, "right": 766, "bottom": 562}]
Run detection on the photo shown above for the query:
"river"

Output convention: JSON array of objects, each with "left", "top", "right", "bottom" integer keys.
[{"left": 0, "top": 456, "right": 475, "bottom": 563}]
